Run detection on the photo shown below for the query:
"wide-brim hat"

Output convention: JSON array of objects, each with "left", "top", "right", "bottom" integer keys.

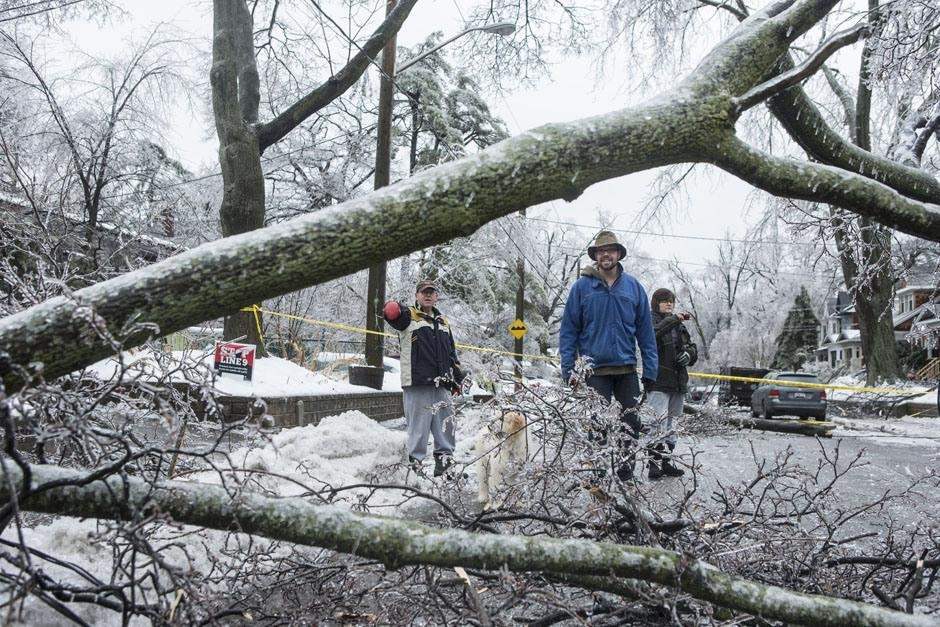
[{"left": 587, "top": 230, "right": 627, "bottom": 261}]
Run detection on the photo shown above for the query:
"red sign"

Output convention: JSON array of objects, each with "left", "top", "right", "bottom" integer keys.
[{"left": 214, "top": 342, "right": 256, "bottom": 381}]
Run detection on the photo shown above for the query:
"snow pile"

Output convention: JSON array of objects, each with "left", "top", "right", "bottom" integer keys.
[
  {"left": 831, "top": 415, "right": 940, "bottom": 447},
  {"left": 1, "top": 407, "right": 491, "bottom": 625},
  {"left": 195, "top": 410, "right": 409, "bottom": 498},
  {"left": 825, "top": 374, "right": 934, "bottom": 404},
  {"left": 85, "top": 349, "right": 397, "bottom": 396}
]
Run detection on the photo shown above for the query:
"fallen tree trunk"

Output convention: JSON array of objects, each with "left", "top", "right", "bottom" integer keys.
[
  {"left": 0, "top": 463, "right": 930, "bottom": 627},
  {"left": 725, "top": 415, "right": 837, "bottom": 437}
]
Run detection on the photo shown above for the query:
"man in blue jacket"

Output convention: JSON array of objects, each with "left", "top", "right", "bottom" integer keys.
[{"left": 560, "top": 230, "right": 658, "bottom": 480}]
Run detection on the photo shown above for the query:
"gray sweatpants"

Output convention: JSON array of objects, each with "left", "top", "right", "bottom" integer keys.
[
  {"left": 647, "top": 390, "right": 684, "bottom": 447},
  {"left": 403, "top": 385, "right": 456, "bottom": 461}
]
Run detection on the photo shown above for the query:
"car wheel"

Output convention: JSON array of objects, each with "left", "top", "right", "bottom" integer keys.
[
  {"left": 798, "top": 415, "right": 809, "bottom": 420},
  {"left": 815, "top": 411, "right": 826, "bottom": 421},
  {"left": 762, "top": 403, "right": 772, "bottom": 420}
]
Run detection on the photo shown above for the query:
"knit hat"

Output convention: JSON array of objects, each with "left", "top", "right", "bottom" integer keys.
[
  {"left": 587, "top": 230, "right": 627, "bottom": 261},
  {"left": 651, "top": 288, "right": 676, "bottom": 310}
]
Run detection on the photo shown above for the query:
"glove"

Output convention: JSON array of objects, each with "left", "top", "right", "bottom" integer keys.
[
  {"left": 564, "top": 372, "right": 579, "bottom": 390},
  {"left": 676, "top": 351, "right": 691, "bottom": 367},
  {"left": 383, "top": 300, "right": 402, "bottom": 321}
]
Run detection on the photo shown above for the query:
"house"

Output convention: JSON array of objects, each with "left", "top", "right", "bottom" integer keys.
[
  {"left": 0, "top": 191, "right": 181, "bottom": 271},
  {"left": 816, "top": 291, "right": 864, "bottom": 369},
  {"left": 816, "top": 281, "right": 939, "bottom": 371}
]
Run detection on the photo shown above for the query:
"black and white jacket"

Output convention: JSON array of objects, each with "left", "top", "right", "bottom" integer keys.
[{"left": 385, "top": 304, "right": 464, "bottom": 388}]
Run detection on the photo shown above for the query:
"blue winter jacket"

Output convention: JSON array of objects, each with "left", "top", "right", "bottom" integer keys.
[{"left": 559, "top": 264, "right": 658, "bottom": 382}]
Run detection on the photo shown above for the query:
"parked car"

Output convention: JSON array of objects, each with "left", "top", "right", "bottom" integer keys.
[
  {"left": 718, "top": 366, "right": 771, "bottom": 406},
  {"left": 750, "top": 371, "right": 827, "bottom": 420}
]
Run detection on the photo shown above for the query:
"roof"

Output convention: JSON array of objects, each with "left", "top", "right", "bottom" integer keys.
[{"left": 896, "top": 285, "right": 937, "bottom": 297}]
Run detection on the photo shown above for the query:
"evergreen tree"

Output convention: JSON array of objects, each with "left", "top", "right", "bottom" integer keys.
[{"left": 771, "top": 287, "right": 821, "bottom": 371}]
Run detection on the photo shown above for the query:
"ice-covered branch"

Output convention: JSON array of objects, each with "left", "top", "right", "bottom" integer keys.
[
  {"left": 1, "top": 463, "right": 933, "bottom": 627},
  {"left": 733, "top": 24, "right": 868, "bottom": 113},
  {"left": 255, "top": 0, "right": 419, "bottom": 152},
  {"left": 710, "top": 134, "right": 940, "bottom": 238}
]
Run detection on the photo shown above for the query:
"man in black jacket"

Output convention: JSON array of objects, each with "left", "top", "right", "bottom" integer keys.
[
  {"left": 647, "top": 288, "right": 698, "bottom": 479},
  {"left": 383, "top": 279, "right": 465, "bottom": 477}
]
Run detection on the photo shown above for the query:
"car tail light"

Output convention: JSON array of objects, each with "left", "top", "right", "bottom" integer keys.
[
  {"left": 820, "top": 389, "right": 827, "bottom": 400},
  {"left": 769, "top": 389, "right": 780, "bottom": 397}
]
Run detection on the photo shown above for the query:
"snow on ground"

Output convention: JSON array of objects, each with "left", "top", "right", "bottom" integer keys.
[
  {"left": 830, "top": 415, "right": 940, "bottom": 447},
  {"left": 84, "top": 349, "right": 400, "bottom": 396},
  {"left": 187, "top": 404, "right": 489, "bottom": 511},
  {"left": 3, "top": 404, "right": 494, "bottom": 625},
  {"left": 826, "top": 374, "right": 934, "bottom": 403}
]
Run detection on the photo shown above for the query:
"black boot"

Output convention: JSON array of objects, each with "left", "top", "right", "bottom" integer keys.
[
  {"left": 616, "top": 459, "right": 634, "bottom": 481},
  {"left": 661, "top": 444, "right": 685, "bottom": 477},
  {"left": 433, "top": 453, "right": 454, "bottom": 478},
  {"left": 648, "top": 445, "right": 664, "bottom": 480}
]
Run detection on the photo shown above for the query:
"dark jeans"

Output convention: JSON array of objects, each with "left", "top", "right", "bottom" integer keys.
[{"left": 585, "top": 372, "right": 642, "bottom": 444}]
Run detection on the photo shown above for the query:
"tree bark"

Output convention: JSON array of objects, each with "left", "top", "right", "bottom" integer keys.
[
  {"left": 212, "top": 0, "right": 267, "bottom": 351},
  {"left": 3, "top": 0, "right": 940, "bottom": 390},
  {"left": 0, "top": 463, "right": 931, "bottom": 627},
  {"left": 210, "top": 0, "right": 418, "bottom": 351}
]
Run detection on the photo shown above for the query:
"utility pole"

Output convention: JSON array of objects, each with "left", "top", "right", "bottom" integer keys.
[
  {"left": 514, "top": 210, "right": 526, "bottom": 390},
  {"left": 363, "top": 0, "right": 397, "bottom": 385}
]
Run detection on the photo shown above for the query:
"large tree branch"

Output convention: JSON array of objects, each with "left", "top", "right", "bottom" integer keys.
[
  {"left": 733, "top": 24, "right": 868, "bottom": 113},
  {"left": 710, "top": 0, "right": 940, "bottom": 204},
  {"left": 766, "top": 63, "right": 940, "bottom": 204},
  {"left": 3, "top": 0, "right": 940, "bottom": 389},
  {"left": 255, "top": 0, "right": 418, "bottom": 152},
  {"left": 1, "top": 463, "right": 933, "bottom": 627},
  {"left": 710, "top": 134, "right": 940, "bottom": 239}
]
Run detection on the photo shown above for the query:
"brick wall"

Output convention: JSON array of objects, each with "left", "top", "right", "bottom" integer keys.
[{"left": 216, "top": 392, "right": 404, "bottom": 427}]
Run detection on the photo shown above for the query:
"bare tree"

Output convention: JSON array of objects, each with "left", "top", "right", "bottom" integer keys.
[
  {"left": 0, "top": 25, "right": 186, "bottom": 271},
  {"left": 210, "top": 0, "right": 418, "bottom": 350}
]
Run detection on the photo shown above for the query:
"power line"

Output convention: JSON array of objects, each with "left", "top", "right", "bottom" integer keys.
[
  {"left": 553, "top": 243, "right": 838, "bottom": 280},
  {"left": 525, "top": 215, "right": 818, "bottom": 247}
]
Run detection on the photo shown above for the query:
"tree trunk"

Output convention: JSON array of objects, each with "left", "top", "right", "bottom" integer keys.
[
  {"left": 0, "top": 463, "right": 931, "bottom": 627},
  {"left": 834, "top": 0, "right": 898, "bottom": 384},
  {"left": 212, "top": 0, "right": 266, "bottom": 353}
]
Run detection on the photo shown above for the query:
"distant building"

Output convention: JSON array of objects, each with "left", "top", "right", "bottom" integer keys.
[
  {"left": 816, "top": 291, "right": 863, "bottom": 369},
  {"left": 816, "top": 280, "right": 939, "bottom": 371},
  {"left": 0, "top": 190, "right": 181, "bottom": 271}
]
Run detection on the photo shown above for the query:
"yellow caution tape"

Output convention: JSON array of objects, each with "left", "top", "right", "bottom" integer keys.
[
  {"left": 688, "top": 372, "right": 929, "bottom": 396},
  {"left": 240, "top": 306, "right": 934, "bottom": 395},
  {"left": 242, "top": 306, "right": 555, "bottom": 362}
]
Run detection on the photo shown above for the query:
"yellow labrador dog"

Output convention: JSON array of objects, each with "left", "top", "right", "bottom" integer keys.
[{"left": 476, "top": 411, "right": 528, "bottom": 510}]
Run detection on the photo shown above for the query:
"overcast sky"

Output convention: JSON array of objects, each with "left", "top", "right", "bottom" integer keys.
[{"left": 68, "top": 0, "right": 785, "bottom": 269}]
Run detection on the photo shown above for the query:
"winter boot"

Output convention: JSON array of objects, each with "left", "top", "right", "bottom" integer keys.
[
  {"left": 408, "top": 456, "right": 424, "bottom": 475},
  {"left": 648, "top": 445, "right": 665, "bottom": 480},
  {"left": 661, "top": 444, "right": 685, "bottom": 477},
  {"left": 616, "top": 460, "right": 634, "bottom": 481},
  {"left": 433, "top": 454, "right": 454, "bottom": 478}
]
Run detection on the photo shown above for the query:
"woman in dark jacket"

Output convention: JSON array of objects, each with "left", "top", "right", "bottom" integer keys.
[{"left": 647, "top": 288, "right": 698, "bottom": 479}]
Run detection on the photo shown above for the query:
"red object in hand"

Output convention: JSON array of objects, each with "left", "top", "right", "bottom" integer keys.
[{"left": 383, "top": 300, "right": 401, "bottom": 321}]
